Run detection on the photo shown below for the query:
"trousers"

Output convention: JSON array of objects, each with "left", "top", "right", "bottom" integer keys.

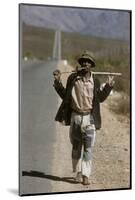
[{"left": 69, "top": 112, "right": 96, "bottom": 178}]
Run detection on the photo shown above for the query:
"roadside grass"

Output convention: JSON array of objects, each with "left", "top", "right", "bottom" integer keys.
[{"left": 108, "top": 92, "right": 130, "bottom": 118}]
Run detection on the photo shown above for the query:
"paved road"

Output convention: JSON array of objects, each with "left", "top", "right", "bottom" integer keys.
[{"left": 19, "top": 60, "right": 59, "bottom": 195}]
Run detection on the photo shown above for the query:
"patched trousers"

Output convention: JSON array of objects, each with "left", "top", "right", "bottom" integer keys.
[{"left": 69, "top": 112, "right": 96, "bottom": 178}]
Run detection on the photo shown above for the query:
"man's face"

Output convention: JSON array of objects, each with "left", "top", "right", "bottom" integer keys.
[{"left": 80, "top": 59, "right": 92, "bottom": 73}]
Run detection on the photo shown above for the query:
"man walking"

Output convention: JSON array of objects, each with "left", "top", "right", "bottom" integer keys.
[{"left": 53, "top": 50, "right": 114, "bottom": 185}]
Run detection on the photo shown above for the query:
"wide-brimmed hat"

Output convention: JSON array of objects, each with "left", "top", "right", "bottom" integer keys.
[{"left": 78, "top": 50, "right": 95, "bottom": 67}]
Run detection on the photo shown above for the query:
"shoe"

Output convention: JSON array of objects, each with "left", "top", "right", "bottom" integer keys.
[
  {"left": 82, "top": 175, "right": 90, "bottom": 185},
  {"left": 74, "top": 172, "right": 83, "bottom": 183}
]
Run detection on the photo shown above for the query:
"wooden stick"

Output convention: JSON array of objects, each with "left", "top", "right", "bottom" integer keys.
[
  {"left": 92, "top": 72, "right": 122, "bottom": 76},
  {"left": 61, "top": 71, "right": 122, "bottom": 76}
]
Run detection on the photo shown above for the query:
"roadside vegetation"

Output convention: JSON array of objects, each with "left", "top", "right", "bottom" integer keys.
[{"left": 95, "top": 56, "right": 130, "bottom": 117}]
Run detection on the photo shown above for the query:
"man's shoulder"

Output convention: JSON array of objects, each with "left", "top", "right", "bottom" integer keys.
[
  {"left": 92, "top": 76, "right": 101, "bottom": 91},
  {"left": 93, "top": 75, "right": 100, "bottom": 84},
  {"left": 67, "top": 72, "right": 77, "bottom": 81}
]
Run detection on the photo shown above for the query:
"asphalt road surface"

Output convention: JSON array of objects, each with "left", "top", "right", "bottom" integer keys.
[{"left": 19, "top": 60, "right": 59, "bottom": 195}]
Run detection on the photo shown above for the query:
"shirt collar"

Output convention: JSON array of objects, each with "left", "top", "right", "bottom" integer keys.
[{"left": 76, "top": 72, "right": 93, "bottom": 83}]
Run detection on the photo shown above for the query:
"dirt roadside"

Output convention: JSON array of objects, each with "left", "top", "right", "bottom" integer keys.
[{"left": 51, "top": 63, "right": 130, "bottom": 193}]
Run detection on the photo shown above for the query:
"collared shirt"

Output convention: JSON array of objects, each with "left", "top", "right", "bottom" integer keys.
[{"left": 71, "top": 73, "right": 94, "bottom": 113}]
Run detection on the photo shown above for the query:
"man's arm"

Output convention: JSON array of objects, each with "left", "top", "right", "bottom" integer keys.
[
  {"left": 53, "top": 69, "right": 66, "bottom": 99},
  {"left": 53, "top": 80, "right": 66, "bottom": 100},
  {"left": 53, "top": 70, "right": 77, "bottom": 100},
  {"left": 95, "top": 76, "right": 114, "bottom": 102},
  {"left": 98, "top": 83, "right": 113, "bottom": 102}
]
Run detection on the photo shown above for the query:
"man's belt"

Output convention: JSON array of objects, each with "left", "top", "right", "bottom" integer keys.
[{"left": 72, "top": 109, "right": 92, "bottom": 115}]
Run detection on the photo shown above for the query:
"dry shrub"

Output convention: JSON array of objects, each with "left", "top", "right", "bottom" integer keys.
[{"left": 109, "top": 93, "right": 130, "bottom": 116}]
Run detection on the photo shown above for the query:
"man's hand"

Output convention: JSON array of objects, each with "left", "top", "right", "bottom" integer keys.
[
  {"left": 53, "top": 69, "right": 61, "bottom": 83},
  {"left": 106, "top": 75, "right": 115, "bottom": 87}
]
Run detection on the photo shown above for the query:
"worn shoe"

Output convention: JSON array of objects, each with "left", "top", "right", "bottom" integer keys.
[
  {"left": 82, "top": 175, "right": 90, "bottom": 185},
  {"left": 74, "top": 172, "right": 83, "bottom": 183}
]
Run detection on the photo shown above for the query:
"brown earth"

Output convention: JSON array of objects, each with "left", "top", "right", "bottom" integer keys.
[{"left": 51, "top": 62, "right": 130, "bottom": 193}]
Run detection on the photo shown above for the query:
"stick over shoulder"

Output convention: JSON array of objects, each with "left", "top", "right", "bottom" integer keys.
[
  {"left": 60, "top": 70, "right": 122, "bottom": 76},
  {"left": 91, "top": 72, "right": 122, "bottom": 76}
]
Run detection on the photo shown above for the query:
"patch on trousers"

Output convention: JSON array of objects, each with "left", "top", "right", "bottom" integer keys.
[
  {"left": 72, "top": 122, "right": 82, "bottom": 142},
  {"left": 72, "top": 140, "right": 82, "bottom": 159},
  {"left": 82, "top": 127, "right": 95, "bottom": 149},
  {"left": 83, "top": 147, "right": 92, "bottom": 161},
  {"left": 90, "top": 117, "right": 94, "bottom": 124}
]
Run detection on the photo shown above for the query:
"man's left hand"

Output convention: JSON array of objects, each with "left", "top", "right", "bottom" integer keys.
[{"left": 107, "top": 76, "right": 115, "bottom": 87}]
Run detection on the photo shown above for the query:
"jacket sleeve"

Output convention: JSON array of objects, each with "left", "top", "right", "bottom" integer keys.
[
  {"left": 53, "top": 80, "right": 66, "bottom": 100},
  {"left": 53, "top": 73, "right": 76, "bottom": 100},
  {"left": 96, "top": 78, "right": 113, "bottom": 103}
]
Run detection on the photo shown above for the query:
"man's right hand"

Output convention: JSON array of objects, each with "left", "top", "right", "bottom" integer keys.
[{"left": 53, "top": 69, "right": 61, "bottom": 83}]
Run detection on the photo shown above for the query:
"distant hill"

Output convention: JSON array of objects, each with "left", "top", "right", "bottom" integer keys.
[{"left": 20, "top": 4, "right": 130, "bottom": 41}]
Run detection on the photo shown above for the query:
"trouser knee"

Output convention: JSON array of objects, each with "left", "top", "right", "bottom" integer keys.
[{"left": 72, "top": 140, "right": 82, "bottom": 159}]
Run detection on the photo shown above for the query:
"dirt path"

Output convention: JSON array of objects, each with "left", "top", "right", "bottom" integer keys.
[{"left": 51, "top": 63, "right": 130, "bottom": 193}]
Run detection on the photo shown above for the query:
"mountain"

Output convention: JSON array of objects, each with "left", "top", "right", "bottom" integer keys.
[{"left": 20, "top": 4, "right": 130, "bottom": 41}]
